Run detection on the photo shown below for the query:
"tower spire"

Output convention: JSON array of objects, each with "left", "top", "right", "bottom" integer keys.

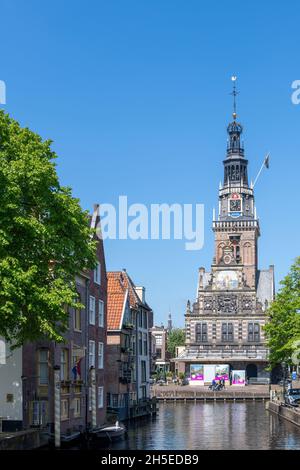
[{"left": 230, "top": 75, "right": 238, "bottom": 120}]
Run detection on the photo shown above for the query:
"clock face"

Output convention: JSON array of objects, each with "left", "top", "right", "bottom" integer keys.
[
  {"left": 223, "top": 254, "right": 232, "bottom": 264},
  {"left": 230, "top": 199, "right": 241, "bottom": 212}
]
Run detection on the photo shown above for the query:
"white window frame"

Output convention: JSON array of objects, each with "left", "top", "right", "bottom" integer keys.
[
  {"left": 61, "top": 399, "right": 69, "bottom": 421},
  {"left": 98, "top": 386, "right": 104, "bottom": 409},
  {"left": 73, "top": 397, "right": 81, "bottom": 418},
  {"left": 60, "top": 348, "right": 69, "bottom": 381},
  {"left": 74, "top": 306, "right": 81, "bottom": 332},
  {"left": 98, "top": 300, "right": 104, "bottom": 327},
  {"left": 38, "top": 349, "right": 49, "bottom": 385},
  {"left": 98, "top": 342, "right": 104, "bottom": 369},
  {"left": 89, "top": 296, "right": 96, "bottom": 325},
  {"left": 89, "top": 340, "right": 95, "bottom": 368},
  {"left": 94, "top": 262, "right": 101, "bottom": 285}
]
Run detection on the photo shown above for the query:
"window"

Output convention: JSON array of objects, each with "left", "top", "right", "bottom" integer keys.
[
  {"left": 248, "top": 323, "right": 260, "bottom": 342},
  {"left": 155, "top": 334, "right": 162, "bottom": 346},
  {"left": 73, "top": 294, "right": 81, "bottom": 331},
  {"left": 72, "top": 350, "right": 82, "bottom": 380},
  {"left": 156, "top": 348, "right": 162, "bottom": 359},
  {"left": 141, "top": 360, "right": 147, "bottom": 383},
  {"left": 38, "top": 349, "right": 49, "bottom": 385},
  {"left": 195, "top": 323, "right": 207, "bottom": 342},
  {"left": 60, "top": 349, "right": 69, "bottom": 380},
  {"left": 138, "top": 332, "right": 143, "bottom": 355},
  {"left": 143, "top": 311, "right": 147, "bottom": 329},
  {"left": 61, "top": 399, "right": 69, "bottom": 420},
  {"left": 143, "top": 333, "right": 148, "bottom": 356},
  {"left": 98, "top": 342, "right": 104, "bottom": 369},
  {"left": 131, "top": 363, "right": 136, "bottom": 383},
  {"left": 98, "top": 386, "right": 104, "bottom": 408},
  {"left": 94, "top": 262, "right": 101, "bottom": 285},
  {"left": 98, "top": 300, "right": 104, "bottom": 327},
  {"left": 74, "top": 306, "right": 81, "bottom": 331},
  {"left": 131, "top": 334, "right": 136, "bottom": 356},
  {"left": 73, "top": 397, "right": 81, "bottom": 417},
  {"left": 89, "top": 296, "right": 95, "bottom": 325},
  {"left": 141, "top": 385, "right": 147, "bottom": 399},
  {"left": 6, "top": 394, "right": 14, "bottom": 403},
  {"left": 112, "top": 394, "right": 119, "bottom": 408},
  {"left": 243, "top": 243, "right": 252, "bottom": 265},
  {"left": 31, "top": 401, "right": 47, "bottom": 426},
  {"left": 89, "top": 340, "right": 95, "bottom": 368},
  {"left": 222, "top": 323, "right": 234, "bottom": 342}
]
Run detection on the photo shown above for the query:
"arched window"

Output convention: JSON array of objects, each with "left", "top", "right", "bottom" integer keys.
[{"left": 243, "top": 243, "right": 252, "bottom": 265}]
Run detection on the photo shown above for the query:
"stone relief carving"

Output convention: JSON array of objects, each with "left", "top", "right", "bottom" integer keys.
[
  {"left": 217, "top": 294, "right": 238, "bottom": 313},
  {"left": 241, "top": 296, "right": 252, "bottom": 311},
  {"left": 203, "top": 296, "right": 213, "bottom": 310}
]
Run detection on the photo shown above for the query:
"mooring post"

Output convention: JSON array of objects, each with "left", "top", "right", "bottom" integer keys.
[
  {"left": 53, "top": 365, "right": 61, "bottom": 449},
  {"left": 90, "top": 366, "right": 97, "bottom": 429}
]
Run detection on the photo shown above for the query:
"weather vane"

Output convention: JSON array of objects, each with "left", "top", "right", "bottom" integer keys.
[{"left": 230, "top": 75, "right": 238, "bottom": 120}]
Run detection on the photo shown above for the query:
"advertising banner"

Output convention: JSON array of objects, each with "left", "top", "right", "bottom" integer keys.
[
  {"left": 215, "top": 364, "right": 229, "bottom": 381},
  {"left": 232, "top": 370, "right": 246, "bottom": 386},
  {"left": 189, "top": 364, "right": 204, "bottom": 382}
]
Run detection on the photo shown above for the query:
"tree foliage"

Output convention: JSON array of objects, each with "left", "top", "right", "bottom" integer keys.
[
  {"left": 0, "top": 110, "right": 97, "bottom": 346},
  {"left": 264, "top": 257, "right": 300, "bottom": 366},
  {"left": 167, "top": 328, "right": 185, "bottom": 358}
]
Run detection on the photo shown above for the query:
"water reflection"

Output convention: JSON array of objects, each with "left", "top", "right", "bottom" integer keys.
[{"left": 109, "top": 402, "right": 300, "bottom": 450}]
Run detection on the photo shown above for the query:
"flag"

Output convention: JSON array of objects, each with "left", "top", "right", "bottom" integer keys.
[
  {"left": 72, "top": 345, "right": 85, "bottom": 380},
  {"left": 72, "top": 357, "right": 83, "bottom": 380},
  {"left": 264, "top": 153, "right": 270, "bottom": 169}
]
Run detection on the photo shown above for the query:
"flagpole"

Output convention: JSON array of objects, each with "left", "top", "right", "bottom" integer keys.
[{"left": 253, "top": 153, "right": 270, "bottom": 188}]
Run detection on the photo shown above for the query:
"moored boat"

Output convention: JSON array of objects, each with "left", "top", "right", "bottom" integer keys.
[{"left": 89, "top": 421, "right": 126, "bottom": 442}]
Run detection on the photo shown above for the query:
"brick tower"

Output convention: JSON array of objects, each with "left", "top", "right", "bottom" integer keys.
[{"left": 175, "top": 79, "right": 275, "bottom": 383}]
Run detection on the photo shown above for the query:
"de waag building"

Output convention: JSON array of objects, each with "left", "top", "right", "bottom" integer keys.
[{"left": 175, "top": 100, "right": 275, "bottom": 385}]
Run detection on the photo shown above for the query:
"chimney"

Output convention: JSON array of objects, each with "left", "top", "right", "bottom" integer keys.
[{"left": 135, "top": 286, "right": 145, "bottom": 304}]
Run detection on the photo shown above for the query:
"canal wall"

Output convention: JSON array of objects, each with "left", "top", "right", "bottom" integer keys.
[
  {"left": 266, "top": 401, "right": 300, "bottom": 427},
  {"left": 152, "top": 385, "right": 269, "bottom": 401},
  {"left": 0, "top": 429, "right": 47, "bottom": 450}
]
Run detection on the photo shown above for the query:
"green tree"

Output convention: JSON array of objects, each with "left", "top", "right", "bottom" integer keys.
[
  {"left": 264, "top": 257, "right": 300, "bottom": 367},
  {"left": 0, "top": 110, "right": 97, "bottom": 347},
  {"left": 167, "top": 328, "right": 185, "bottom": 358}
]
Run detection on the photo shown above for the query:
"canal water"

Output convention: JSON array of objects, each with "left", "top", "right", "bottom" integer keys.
[{"left": 107, "top": 402, "right": 300, "bottom": 450}]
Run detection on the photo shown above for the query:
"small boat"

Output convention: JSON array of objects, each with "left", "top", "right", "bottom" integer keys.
[
  {"left": 47, "top": 430, "right": 82, "bottom": 448},
  {"left": 89, "top": 421, "right": 126, "bottom": 442}
]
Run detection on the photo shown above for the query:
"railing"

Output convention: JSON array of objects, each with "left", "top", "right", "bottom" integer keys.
[
  {"left": 178, "top": 348, "right": 268, "bottom": 360},
  {"left": 152, "top": 389, "right": 270, "bottom": 400},
  {"left": 248, "top": 377, "right": 270, "bottom": 385},
  {"left": 212, "top": 220, "right": 259, "bottom": 230}
]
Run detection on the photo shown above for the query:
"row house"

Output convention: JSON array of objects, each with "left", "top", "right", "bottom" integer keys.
[
  {"left": 150, "top": 325, "right": 171, "bottom": 377},
  {"left": 106, "top": 270, "right": 153, "bottom": 420},
  {"left": 22, "top": 205, "right": 107, "bottom": 437},
  {"left": 0, "top": 339, "right": 23, "bottom": 432}
]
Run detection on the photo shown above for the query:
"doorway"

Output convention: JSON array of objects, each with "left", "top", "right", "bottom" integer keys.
[{"left": 246, "top": 364, "right": 257, "bottom": 379}]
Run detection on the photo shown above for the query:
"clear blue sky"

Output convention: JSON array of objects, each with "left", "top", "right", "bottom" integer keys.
[{"left": 1, "top": 1, "right": 299, "bottom": 327}]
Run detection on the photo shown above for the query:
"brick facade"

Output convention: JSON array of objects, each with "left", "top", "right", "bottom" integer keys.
[{"left": 22, "top": 206, "right": 108, "bottom": 434}]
